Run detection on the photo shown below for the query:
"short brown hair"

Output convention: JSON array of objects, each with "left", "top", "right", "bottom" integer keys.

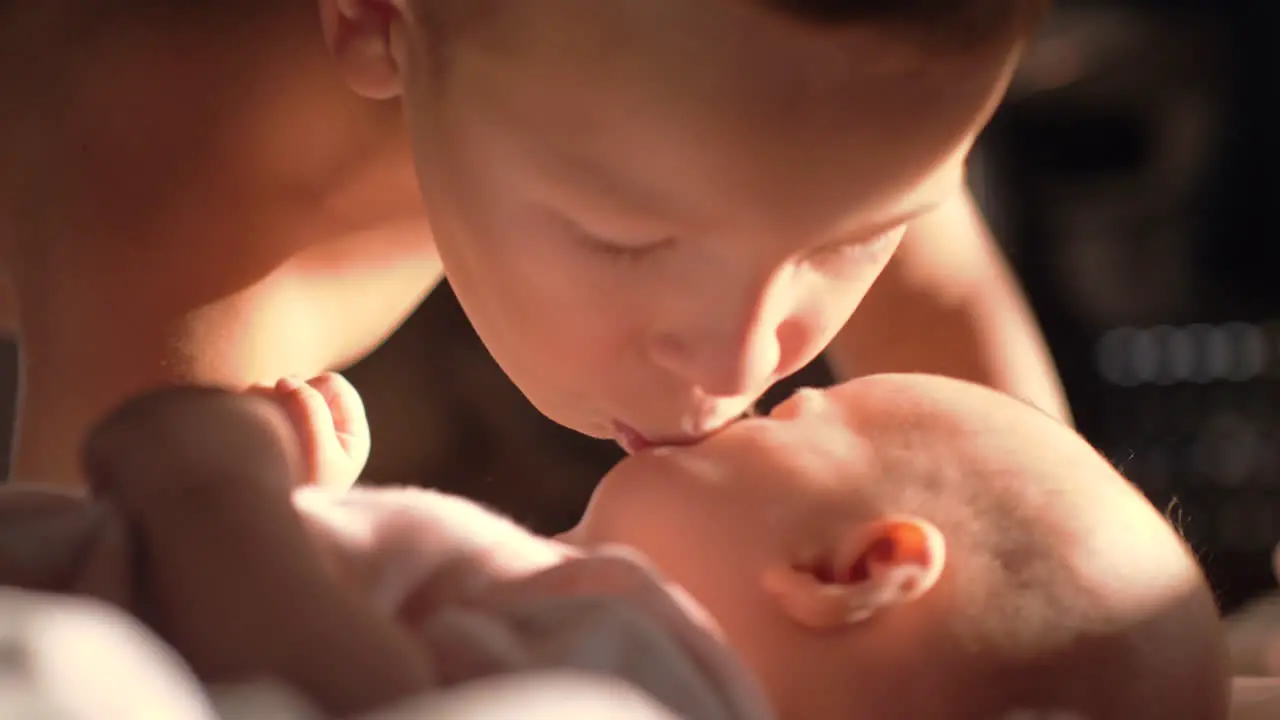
[{"left": 757, "top": 0, "right": 1050, "bottom": 52}]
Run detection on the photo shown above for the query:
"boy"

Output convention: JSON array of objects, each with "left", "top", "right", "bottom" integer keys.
[{"left": 0, "top": 0, "right": 1065, "bottom": 486}]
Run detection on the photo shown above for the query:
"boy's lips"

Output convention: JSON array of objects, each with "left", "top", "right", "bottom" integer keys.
[{"left": 612, "top": 421, "right": 703, "bottom": 455}]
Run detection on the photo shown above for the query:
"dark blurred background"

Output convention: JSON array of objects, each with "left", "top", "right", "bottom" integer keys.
[
  {"left": 0, "top": 0, "right": 1276, "bottom": 613},
  {"left": 976, "top": 0, "right": 1280, "bottom": 614}
]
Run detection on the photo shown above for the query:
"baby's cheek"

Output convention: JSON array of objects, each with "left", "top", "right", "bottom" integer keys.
[
  {"left": 661, "top": 582, "right": 726, "bottom": 642},
  {"left": 570, "top": 531, "right": 720, "bottom": 630}
]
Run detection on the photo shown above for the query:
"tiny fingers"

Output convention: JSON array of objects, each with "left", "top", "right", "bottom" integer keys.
[{"left": 307, "top": 372, "right": 371, "bottom": 473}]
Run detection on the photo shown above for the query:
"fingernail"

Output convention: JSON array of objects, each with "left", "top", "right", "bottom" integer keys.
[
  {"left": 276, "top": 376, "right": 302, "bottom": 392},
  {"left": 0, "top": 502, "right": 106, "bottom": 584}
]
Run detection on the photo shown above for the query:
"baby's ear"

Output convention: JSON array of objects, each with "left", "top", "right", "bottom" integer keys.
[
  {"left": 317, "top": 0, "right": 408, "bottom": 100},
  {"left": 762, "top": 516, "right": 945, "bottom": 630}
]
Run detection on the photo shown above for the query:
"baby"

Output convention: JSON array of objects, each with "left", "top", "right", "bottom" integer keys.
[
  {"left": 304, "top": 373, "right": 1227, "bottom": 718},
  {"left": 1, "top": 373, "right": 1225, "bottom": 719},
  {"left": 567, "top": 374, "right": 1229, "bottom": 719}
]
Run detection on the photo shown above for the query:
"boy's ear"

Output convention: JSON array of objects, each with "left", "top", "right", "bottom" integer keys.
[
  {"left": 317, "top": 0, "right": 408, "bottom": 100},
  {"left": 762, "top": 516, "right": 945, "bottom": 630}
]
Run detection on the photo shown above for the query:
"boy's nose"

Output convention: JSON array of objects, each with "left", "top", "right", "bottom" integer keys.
[{"left": 647, "top": 321, "right": 781, "bottom": 399}]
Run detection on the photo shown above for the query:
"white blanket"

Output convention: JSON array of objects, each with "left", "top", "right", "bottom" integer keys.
[
  {"left": 6, "top": 583, "right": 1271, "bottom": 719},
  {"left": 0, "top": 588, "right": 691, "bottom": 720}
]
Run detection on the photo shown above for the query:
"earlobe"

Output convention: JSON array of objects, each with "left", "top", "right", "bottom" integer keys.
[
  {"left": 317, "top": 0, "right": 407, "bottom": 100},
  {"left": 763, "top": 516, "right": 945, "bottom": 630}
]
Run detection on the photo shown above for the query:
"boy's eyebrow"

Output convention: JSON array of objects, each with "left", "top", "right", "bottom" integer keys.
[
  {"left": 547, "top": 157, "right": 949, "bottom": 236},
  {"left": 539, "top": 150, "right": 683, "bottom": 224},
  {"left": 533, "top": 134, "right": 964, "bottom": 239},
  {"left": 820, "top": 183, "right": 958, "bottom": 246},
  {"left": 857, "top": 199, "right": 945, "bottom": 236}
]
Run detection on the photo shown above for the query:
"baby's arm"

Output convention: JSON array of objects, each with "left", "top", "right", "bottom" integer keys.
[
  {"left": 824, "top": 190, "right": 1071, "bottom": 423},
  {"left": 294, "top": 488, "right": 772, "bottom": 720}
]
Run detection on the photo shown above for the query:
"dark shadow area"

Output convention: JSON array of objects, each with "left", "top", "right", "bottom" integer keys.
[{"left": 983, "top": 0, "right": 1280, "bottom": 612}]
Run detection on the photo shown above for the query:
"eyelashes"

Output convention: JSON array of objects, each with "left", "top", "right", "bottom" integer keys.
[
  {"left": 806, "top": 227, "right": 905, "bottom": 271},
  {"left": 576, "top": 223, "right": 904, "bottom": 267},
  {"left": 818, "top": 228, "right": 900, "bottom": 259},
  {"left": 551, "top": 207, "right": 674, "bottom": 263},
  {"left": 589, "top": 241, "right": 656, "bottom": 261},
  {"left": 584, "top": 235, "right": 677, "bottom": 263}
]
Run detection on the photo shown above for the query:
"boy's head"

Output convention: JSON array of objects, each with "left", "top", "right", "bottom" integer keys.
[
  {"left": 568, "top": 374, "right": 1228, "bottom": 719},
  {"left": 319, "top": 0, "right": 1044, "bottom": 449}
]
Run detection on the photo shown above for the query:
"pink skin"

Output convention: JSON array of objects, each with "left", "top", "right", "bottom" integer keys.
[
  {"left": 614, "top": 421, "right": 710, "bottom": 455},
  {"left": 323, "top": 0, "right": 1026, "bottom": 451},
  {"left": 246, "top": 372, "right": 371, "bottom": 489}
]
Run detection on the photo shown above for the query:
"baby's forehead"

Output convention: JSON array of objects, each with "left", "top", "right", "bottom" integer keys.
[
  {"left": 809, "top": 377, "right": 1051, "bottom": 451},
  {"left": 676, "top": 405, "right": 875, "bottom": 497},
  {"left": 752, "top": 382, "right": 1035, "bottom": 484},
  {"left": 624, "top": 380, "right": 1045, "bottom": 509},
  {"left": 761, "top": 385, "right": 934, "bottom": 460}
]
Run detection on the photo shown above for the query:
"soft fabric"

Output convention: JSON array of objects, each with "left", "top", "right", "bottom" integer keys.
[
  {"left": 361, "top": 672, "right": 681, "bottom": 719},
  {"left": 0, "top": 586, "right": 711, "bottom": 720},
  {"left": 0, "top": 588, "right": 215, "bottom": 719}
]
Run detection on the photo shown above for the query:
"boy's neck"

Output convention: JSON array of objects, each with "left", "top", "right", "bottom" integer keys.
[
  {"left": 8, "top": 222, "right": 442, "bottom": 488},
  {"left": 10, "top": 276, "right": 292, "bottom": 488}
]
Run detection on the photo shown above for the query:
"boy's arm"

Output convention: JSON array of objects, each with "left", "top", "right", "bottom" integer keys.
[{"left": 824, "top": 189, "right": 1072, "bottom": 423}]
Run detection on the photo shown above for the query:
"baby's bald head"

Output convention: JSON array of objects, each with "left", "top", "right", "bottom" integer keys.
[
  {"left": 574, "top": 374, "right": 1228, "bottom": 720},
  {"left": 821, "top": 375, "right": 1226, "bottom": 719}
]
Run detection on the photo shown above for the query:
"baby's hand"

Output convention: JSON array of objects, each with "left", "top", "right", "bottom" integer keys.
[{"left": 248, "top": 373, "right": 370, "bottom": 490}]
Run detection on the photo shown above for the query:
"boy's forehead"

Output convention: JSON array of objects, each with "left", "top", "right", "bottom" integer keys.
[
  {"left": 446, "top": 0, "right": 1012, "bottom": 238},
  {"left": 478, "top": 0, "right": 987, "bottom": 71},
  {"left": 468, "top": 0, "right": 1015, "bottom": 130}
]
